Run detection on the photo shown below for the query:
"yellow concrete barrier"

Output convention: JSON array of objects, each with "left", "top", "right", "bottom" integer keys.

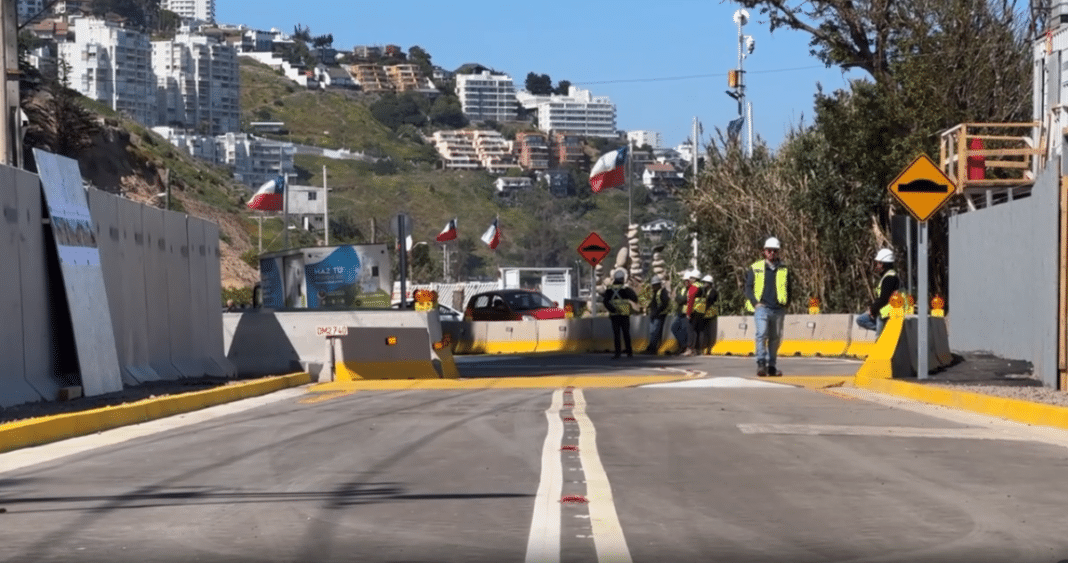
[
  {"left": 536, "top": 318, "right": 587, "bottom": 353},
  {"left": 779, "top": 314, "right": 852, "bottom": 357},
  {"left": 710, "top": 315, "right": 755, "bottom": 356},
  {"left": 846, "top": 317, "right": 879, "bottom": 358},
  {"left": 335, "top": 326, "right": 457, "bottom": 380},
  {"left": 482, "top": 320, "right": 538, "bottom": 354}
]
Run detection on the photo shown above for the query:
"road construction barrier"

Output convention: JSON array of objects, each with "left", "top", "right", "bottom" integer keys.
[
  {"left": 845, "top": 317, "right": 879, "bottom": 358},
  {"left": 482, "top": 320, "right": 539, "bottom": 354},
  {"left": 335, "top": 325, "right": 456, "bottom": 380},
  {"left": 535, "top": 319, "right": 587, "bottom": 353},
  {"left": 710, "top": 315, "right": 755, "bottom": 356},
  {"left": 779, "top": 314, "right": 852, "bottom": 357},
  {"left": 224, "top": 309, "right": 455, "bottom": 380}
]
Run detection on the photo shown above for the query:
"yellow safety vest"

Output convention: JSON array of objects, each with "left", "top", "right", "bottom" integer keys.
[
  {"left": 745, "top": 260, "right": 788, "bottom": 312},
  {"left": 876, "top": 269, "right": 900, "bottom": 319},
  {"left": 607, "top": 284, "right": 632, "bottom": 316}
]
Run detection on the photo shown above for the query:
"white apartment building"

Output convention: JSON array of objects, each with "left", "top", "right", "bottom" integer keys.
[
  {"left": 152, "top": 33, "right": 239, "bottom": 135},
  {"left": 534, "top": 86, "right": 616, "bottom": 138},
  {"left": 431, "top": 130, "right": 480, "bottom": 171},
  {"left": 57, "top": 18, "right": 156, "bottom": 126},
  {"left": 431, "top": 130, "right": 518, "bottom": 174},
  {"left": 628, "top": 130, "right": 662, "bottom": 149},
  {"left": 161, "top": 0, "right": 215, "bottom": 23},
  {"left": 220, "top": 133, "right": 297, "bottom": 188},
  {"left": 17, "top": 0, "right": 45, "bottom": 24},
  {"left": 455, "top": 71, "right": 518, "bottom": 123}
]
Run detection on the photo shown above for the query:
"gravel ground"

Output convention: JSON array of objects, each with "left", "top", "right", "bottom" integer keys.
[{"left": 919, "top": 352, "right": 1068, "bottom": 407}]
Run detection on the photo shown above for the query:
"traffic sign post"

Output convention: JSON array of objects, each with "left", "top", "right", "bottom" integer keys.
[
  {"left": 887, "top": 154, "right": 957, "bottom": 380},
  {"left": 578, "top": 232, "right": 610, "bottom": 316}
]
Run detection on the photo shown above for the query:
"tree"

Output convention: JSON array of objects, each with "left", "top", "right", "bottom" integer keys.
[
  {"left": 428, "top": 95, "right": 467, "bottom": 128},
  {"left": 525, "top": 72, "right": 553, "bottom": 95},
  {"left": 22, "top": 60, "right": 100, "bottom": 163},
  {"left": 554, "top": 80, "right": 572, "bottom": 95},
  {"left": 292, "top": 24, "right": 312, "bottom": 43},
  {"left": 312, "top": 34, "right": 334, "bottom": 49},
  {"left": 409, "top": 45, "right": 434, "bottom": 78}
]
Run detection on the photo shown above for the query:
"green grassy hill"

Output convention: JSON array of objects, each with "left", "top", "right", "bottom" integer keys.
[{"left": 238, "top": 57, "right": 684, "bottom": 282}]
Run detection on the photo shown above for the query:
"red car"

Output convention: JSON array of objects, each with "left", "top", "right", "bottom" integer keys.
[{"left": 464, "top": 289, "right": 566, "bottom": 321}]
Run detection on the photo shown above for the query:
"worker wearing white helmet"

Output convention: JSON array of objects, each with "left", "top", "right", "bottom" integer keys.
[
  {"left": 642, "top": 274, "right": 670, "bottom": 354},
  {"left": 670, "top": 270, "right": 696, "bottom": 354},
  {"left": 695, "top": 274, "right": 719, "bottom": 354},
  {"left": 856, "top": 248, "right": 902, "bottom": 337},
  {"left": 681, "top": 269, "right": 706, "bottom": 356},
  {"left": 744, "top": 236, "right": 794, "bottom": 376}
]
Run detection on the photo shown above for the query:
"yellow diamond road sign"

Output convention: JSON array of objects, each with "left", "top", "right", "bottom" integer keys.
[{"left": 887, "top": 154, "right": 957, "bottom": 222}]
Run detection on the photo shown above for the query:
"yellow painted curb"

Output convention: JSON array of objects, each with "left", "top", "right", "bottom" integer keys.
[
  {"left": 0, "top": 372, "right": 312, "bottom": 454},
  {"left": 854, "top": 377, "right": 1068, "bottom": 431},
  {"left": 854, "top": 314, "right": 904, "bottom": 381},
  {"left": 308, "top": 374, "right": 695, "bottom": 391}
]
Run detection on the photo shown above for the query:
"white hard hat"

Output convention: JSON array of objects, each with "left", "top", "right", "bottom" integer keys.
[
  {"left": 702, "top": 275, "right": 714, "bottom": 283},
  {"left": 875, "top": 248, "right": 895, "bottom": 263},
  {"left": 613, "top": 269, "right": 625, "bottom": 281},
  {"left": 688, "top": 270, "right": 701, "bottom": 279},
  {"left": 650, "top": 275, "right": 662, "bottom": 285},
  {"left": 764, "top": 237, "right": 781, "bottom": 249}
]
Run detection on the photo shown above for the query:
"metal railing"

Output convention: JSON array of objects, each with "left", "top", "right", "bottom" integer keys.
[{"left": 939, "top": 122, "right": 1042, "bottom": 191}]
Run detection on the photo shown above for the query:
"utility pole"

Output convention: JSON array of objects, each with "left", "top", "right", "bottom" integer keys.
[
  {"left": 727, "top": 9, "right": 755, "bottom": 157},
  {"left": 691, "top": 117, "right": 700, "bottom": 270},
  {"left": 0, "top": 0, "right": 17, "bottom": 166}
]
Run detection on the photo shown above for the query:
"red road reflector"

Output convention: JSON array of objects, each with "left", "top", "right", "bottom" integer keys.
[
  {"left": 560, "top": 495, "right": 588, "bottom": 504},
  {"left": 562, "top": 402, "right": 574, "bottom": 407},
  {"left": 562, "top": 416, "right": 576, "bottom": 422},
  {"left": 560, "top": 445, "right": 579, "bottom": 451}
]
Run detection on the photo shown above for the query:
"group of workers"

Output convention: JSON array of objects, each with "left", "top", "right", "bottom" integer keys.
[{"left": 601, "top": 236, "right": 901, "bottom": 377}]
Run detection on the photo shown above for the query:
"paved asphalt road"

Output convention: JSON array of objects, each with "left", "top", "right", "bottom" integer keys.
[{"left": 3, "top": 354, "right": 1068, "bottom": 563}]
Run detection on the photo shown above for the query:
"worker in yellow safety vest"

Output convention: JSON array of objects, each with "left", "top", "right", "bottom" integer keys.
[
  {"left": 603, "top": 269, "right": 640, "bottom": 359},
  {"left": 855, "top": 248, "right": 902, "bottom": 338},
  {"left": 744, "top": 237, "right": 793, "bottom": 376},
  {"left": 697, "top": 274, "right": 719, "bottom": 354},
  {"left": 682, "top": 272, "right": 705, "bottom": 356},
  {"left": 670, "top": 270, "right": 697, "bottom": 354}
]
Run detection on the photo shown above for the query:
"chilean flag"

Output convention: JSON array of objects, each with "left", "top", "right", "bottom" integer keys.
[
  {"left": 480, "top": 217, "right": 500, "bottom": 250},
  {"left": 435, "top": 218, "right": 458, "bottom": 242},
  {"left": 247, "top": 175, "right": 286, "bottom": 211},
  {"left": 589, "top": 146, "right": 628, "bottom": 193}
]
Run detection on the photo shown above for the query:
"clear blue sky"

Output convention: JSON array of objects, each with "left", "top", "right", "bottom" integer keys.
[{"left": 217, "top": 0, "right": 865, "bottom": 151}]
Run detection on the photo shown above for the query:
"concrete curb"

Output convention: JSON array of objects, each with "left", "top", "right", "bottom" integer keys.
[
  {"left": 0, "top": 372, "right": 312, "bottom": 454},
  {"left": 853, "top": 376, "right": 1068, "bottom": 431}
]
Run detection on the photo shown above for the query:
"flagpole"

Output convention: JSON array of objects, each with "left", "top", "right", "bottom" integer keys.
[
  {"left": 323, "top": 164, "right": 329, "bottom": 246},
  {"left": 282, "top": 166, "right": 289, "bottom": 249},
  {"left": 627, "top": 140, "right": 633, "bottom": 226}
]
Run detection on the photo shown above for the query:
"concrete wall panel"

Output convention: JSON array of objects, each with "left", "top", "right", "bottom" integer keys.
[
  {"left": 186, "top": 218, "right": 223, "bottom": 376},
  {"left": 779, "top": 314, "right": 852, "bottom": 357},
  {"left": 142, "top": 206, "right": 180, "bottom": 379},
  {"left": 164, "top": 211, "right": 199, "bottom": 377},
  {"left": 0, "top": 166, "right": 42, "bottom": 407},
  {"left": 15, "top": 169, "right": 56, "bottom": 403},
  {"left": 201, "top": 220, "right": 235, "bottom": 376},
  {"left": 116, "top": 197, "right": 159, "bottom": 381},
  {"left": 948, "top": 161, "right": 1059, "bottom": 386}
]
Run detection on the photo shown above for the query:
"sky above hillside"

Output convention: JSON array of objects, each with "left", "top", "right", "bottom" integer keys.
[{"left": 218, "top": 0, "right": 866, "bottom": 152}]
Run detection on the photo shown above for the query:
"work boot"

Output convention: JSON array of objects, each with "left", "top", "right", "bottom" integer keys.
[
  {"left": 756, "top": 362, "right": 767, "bottom": 377},
  {"left": 767, "top": 366, "right": 779, "bottom": 377}
]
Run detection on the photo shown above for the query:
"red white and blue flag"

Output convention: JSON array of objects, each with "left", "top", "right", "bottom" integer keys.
[
  {"left": 481, "top": 217, "right": 501, "bottom": 250},
  {"left": 247, "top": 175, "right": 286, "bottom": 211},
  {"left": 435, "top": 218, "right": 458, "bottom": 242},
  {"left": 589, "top": 146, "right": 628, "bottom": 193}
]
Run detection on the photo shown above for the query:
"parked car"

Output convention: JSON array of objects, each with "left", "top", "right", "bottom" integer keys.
[
  {"left": 464, "top": 289, "right": 566, "bottom": 321},
  {"left": 391, "top": 300, "right": 464, "bottom": 322}
]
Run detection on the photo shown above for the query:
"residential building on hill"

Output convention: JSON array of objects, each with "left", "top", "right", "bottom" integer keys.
[
  {"left": 520, "top": 86, "right": 617, "bottom": 138},
  {"left": 152, "top": 32, "right": 240, "bottom": 135},
  {"left": 628, "top": 130, "right": 661, "bottom": 149},
  {"left": 57, "top": 18, "right": 156, "bottom": 126},
  {"left": 551, "top": 132, "right": 583, "bottom": 167},
  {"left": 153, "top": 129, "right": 296, "bottom": 189},
  {"left": 161, "top": 0, "right": 215, "bottom": 24},
  {"left": 349, "top": 63, "right": 391, "bottom": 92},
  {"left": 17, "top": 0, "right": 45, "bottom": 24},
  {"left": 383, "top": 64, "right": 436, "bottom": 93},
  {"left": 431, "top": 130, "right": 518, "bottom": 174},
  {"left": 643, "top": 162, "right": 684, "bottom": 199},
  {"left": 456, "top": 71, "right": 518, "bottom": 123},
  {"left": 515, "top": 131, "right": 550, "bottom": 170}
]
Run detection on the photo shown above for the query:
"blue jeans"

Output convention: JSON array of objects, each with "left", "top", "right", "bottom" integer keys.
[
  {"left": 754, "top": 306, "right": 785, "bottom": 367},
  {"left": 855, "top": 312, "right": 885, "bottom": 338},
  {"left": 670, "top": 314, "right": 688, "bottom": 350},
  {"left": 646, "top": 316, "right": 666, "bottom": 352}
]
